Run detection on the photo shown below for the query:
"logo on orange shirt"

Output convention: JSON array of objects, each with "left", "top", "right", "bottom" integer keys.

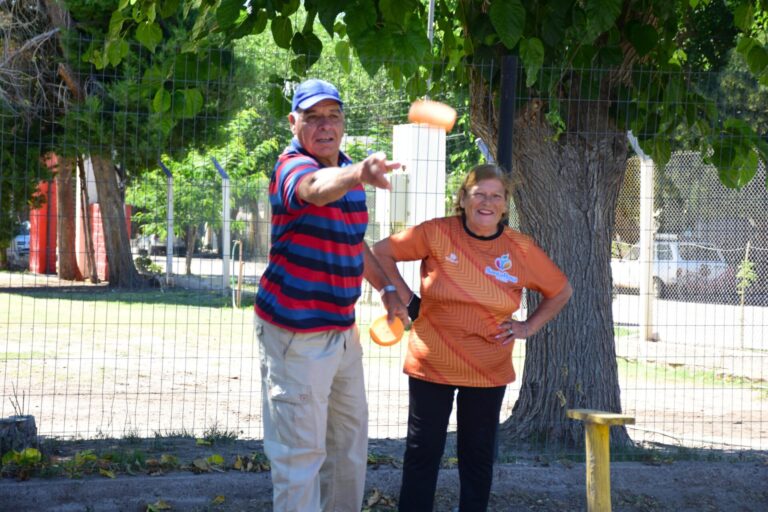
[{"left": 485, "top": 253, "right": 518, "bottom": 283}]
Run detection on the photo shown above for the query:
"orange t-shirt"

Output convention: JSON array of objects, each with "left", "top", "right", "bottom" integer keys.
[{"left": 389, "top": 216, "right": 568, "bottom": 387}]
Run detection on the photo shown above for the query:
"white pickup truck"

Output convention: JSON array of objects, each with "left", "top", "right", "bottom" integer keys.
[{"left": 611, "top": 235, "right": 735, "bottom": 298}]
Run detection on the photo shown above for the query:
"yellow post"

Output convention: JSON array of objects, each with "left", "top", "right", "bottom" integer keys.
[{"left": 567, "top": 409, "right": 635, "bottom": 512}]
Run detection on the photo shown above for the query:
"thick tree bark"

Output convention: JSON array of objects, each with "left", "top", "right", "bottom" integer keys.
[
  {"left": 90, "top": 154, "right": 142, "bottom": 288},
  {"left": 493, "top": 98, "right": 631, "bottom": 447},
  {"left": 56, "top": 157, "right": 81, "bottom": 280}
]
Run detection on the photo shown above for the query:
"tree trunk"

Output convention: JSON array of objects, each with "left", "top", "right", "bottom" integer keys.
[
  {"left": 498, "top": 98, "right": 631, "bottom": 447},
  {"left": 56, "top": 157, "right": 81, "bottom": 281},
  {"left": 90, "top": 154, "right": 142, "bottom": 288}
]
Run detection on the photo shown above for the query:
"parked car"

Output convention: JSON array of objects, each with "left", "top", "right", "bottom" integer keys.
[
  {"left": 5, "top": 221, "right": 30, "bottom": 267},
  {"left": 611, "top": 234, "right": 735, "bottom": 298},
  {"left": 13, "top": 221, "right": 30, "bottom": 257},
  {"left": 133, "top": 234, "right": 186, "bottom": 256}
]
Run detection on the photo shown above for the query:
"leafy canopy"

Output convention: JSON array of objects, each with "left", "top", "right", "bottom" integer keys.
[{"left": 102, "top": 0, "right": 768, "bottom": 188}]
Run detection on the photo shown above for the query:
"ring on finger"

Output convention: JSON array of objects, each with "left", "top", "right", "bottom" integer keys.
[{"left": 507, "top": 328, "right": 514, "bottom": 335}]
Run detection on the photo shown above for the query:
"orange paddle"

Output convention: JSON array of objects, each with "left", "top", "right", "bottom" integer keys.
[{"left": 369, "top": 314, "right": 405, "bottom": 346}]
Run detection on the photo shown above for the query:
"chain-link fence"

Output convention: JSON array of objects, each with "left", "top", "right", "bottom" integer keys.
[{"left": 2, "top": 37, "right": 766, "bottom": 455}]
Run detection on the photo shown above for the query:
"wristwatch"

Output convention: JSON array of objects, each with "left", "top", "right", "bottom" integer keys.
[{"left": 379, "top": 285, "right": 397, "bottom": 297}]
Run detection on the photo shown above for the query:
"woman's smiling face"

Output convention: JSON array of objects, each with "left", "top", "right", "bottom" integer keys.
[{"left": 459, "top": 178, "right": 507, "bottom": 236}]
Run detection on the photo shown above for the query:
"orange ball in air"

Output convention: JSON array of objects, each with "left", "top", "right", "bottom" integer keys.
[{"left": 408, "top": 100, "right": 457, "bottom": 132}]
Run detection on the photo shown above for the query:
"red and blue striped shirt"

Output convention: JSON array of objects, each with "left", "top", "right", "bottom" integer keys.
[{"left": 255, "top": 139, "right": 368, "bottom": 332}]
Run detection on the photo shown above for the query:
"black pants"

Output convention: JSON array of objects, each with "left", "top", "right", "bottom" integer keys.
[{"left": 398, "top": 377, "right": 507, "bottom": 512}]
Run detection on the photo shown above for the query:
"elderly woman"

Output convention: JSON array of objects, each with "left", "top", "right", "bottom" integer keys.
[{"left": 372, "top": 164, "right": 572, "bottom": 511}]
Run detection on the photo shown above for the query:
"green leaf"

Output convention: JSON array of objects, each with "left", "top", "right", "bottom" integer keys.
[
  {"left": 405, "top": 75, "right": 427, "bottom": 97},
  {"left": 628, "top": 22, "right": 658, "bottom": 56},
  {"left": 217, "top": 0, "right": 243, "bottom": 30},
  {"left": 380, "top": 0, "right": 412, "bottom": 26},
  {"left": 159, "top": 0, "right": 180, "bottom": 18},
  {"left": 136, "top": 21, "right": 163, "bottom": 53},
  {"left": 1, "top": 450, "right": 17, "bottom": 465},
  {"left": 652, "top": 137, "right": 671, "bottom": 167},
  {"left": 317, "top": 1, "right": 346, "bottom": 36},
  {"left": 291, "top": 32, "right": 308, "bottom": 54},
  {"left": 290, "top": 54, "right": 310, "bottom": 75},
  {"left": 228, "top": 10, "right": 268, "bottom": 40},
  {"left": 132, "top": 2, "right": 146, "bottom": 23},
  {"left": 663, "top": 77, "right": 684, "bottom": 105},
  {"left": 271, "top": 16, "right": 293, "bottom": 49},
  {"left": 387, "top": 65, "right": 403, "bottom": 90},
  {"left": 153, "top": 88, "right": 171, "bottom": 113},
  {"left": 733, "top": 2, "right": 755, "bottom": 32},
  {"left": 520, "top": 37, "right": 544, "bottom": 87},
  {"left": 106, "top": 39, "right": 129, "bottom": 67},
  {"left": 268, "top": 85, "right": 291, "bottom": 116},
  {"left": 746, "top": 45, "right": 768, "bottom": 76},
  {"left": 335, "top": 40, "right": 350, "bottom": 73},
  {"left": 397, "top": 17, "right": 431, "bottom": 75},
  {"left": 99, "top": 468, "right": 116, "bottom": 479},
  {"left": 289, "top": 31, "right": 321, "bottom": 73},
  {"left": 108, "top": 11, "right": 126, "bottom": 37},
  {"left": 207, "top": 454, "right": 225, "bottom": 465},
  {"left": 597, "top": 46, "right": 623, "bottom": 66},
  {"left": 584, "top": 0, "right": 622, "bottom": 40},
  {"left": 713, "top": 139, "right": 757, "bottom": 189},
  {"left": 731, "top": 148, "right": 758, "bottom": 188},
  {"left": 736, "top": 36, "right": 757, "bottom": 54},
  {"left": 280, "top": 0, "right": 300, "bottom": 16},
  {"left": 146, "top": 2, "right": 157, "bottom": 23},
  {"left": 182, "top": 89, "right": 204, "bottom": 118},
  {"left": 489, "top": 0, "right": 525, "bottom": 50}
]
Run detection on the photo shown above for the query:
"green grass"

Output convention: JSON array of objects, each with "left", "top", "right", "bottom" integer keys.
[
  {"left": 0, "top": 351, "right": 48, "bottom": 361},
  {"left": 8, "top": 287, "right": 232, "bottom": 307},
  {"left": 1, "top": 290, "right": 253, "bottom": 350},
  {"left": 618, "top": 357, "right": 765, "bottom": 394},
  {"left": 614, "top": 326, "right": 638, "bottom": 337}
]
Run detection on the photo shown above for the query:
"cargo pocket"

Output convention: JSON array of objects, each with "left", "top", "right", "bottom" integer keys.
[{"left": 268, "top": 380, "right": 319, "bottom": 449}]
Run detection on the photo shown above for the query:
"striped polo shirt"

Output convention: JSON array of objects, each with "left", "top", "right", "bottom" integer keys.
[{"left": 255, "top": 139, "right": 367, "bottom": 332}]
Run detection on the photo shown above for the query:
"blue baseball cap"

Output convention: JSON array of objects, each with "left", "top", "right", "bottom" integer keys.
[{"left": 292, "top": 79, "right": 343, "bottom": 112}]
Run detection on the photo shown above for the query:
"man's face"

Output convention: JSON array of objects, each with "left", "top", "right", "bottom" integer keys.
[{"left": 289, "top": 99, "right": 345, "bottom": 167}]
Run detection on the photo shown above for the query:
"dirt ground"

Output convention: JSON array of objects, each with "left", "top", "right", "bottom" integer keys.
[
  {"left": 1, "top": 436, "right": 767, "bottom": 511},
  {"left": 2, "top": 273, "right": 767, "bottom": 510}
]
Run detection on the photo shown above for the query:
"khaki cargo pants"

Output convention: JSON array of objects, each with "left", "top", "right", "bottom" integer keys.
[{"left": 255, "top": 317, "right": 368, "bottom": 512}]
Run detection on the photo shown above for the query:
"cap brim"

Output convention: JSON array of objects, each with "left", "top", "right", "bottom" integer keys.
[{"left": 296, "top": 94, "right": 343, "bottom": 111}]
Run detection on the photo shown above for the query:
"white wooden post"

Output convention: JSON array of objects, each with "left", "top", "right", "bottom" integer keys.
[
  {"left": 627, "top": 132, "right": 656, "bottom": 342},
  {"left": 213, "top": 158, "right": 230, "bottom": 292},
  {"left": 386, "top": 124, "right": 446, "bottom": 294}
]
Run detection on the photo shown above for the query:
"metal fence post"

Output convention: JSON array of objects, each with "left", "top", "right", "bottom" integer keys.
[
  {"left": 159, "top": 161, "right": 174, "bottom": 285},
  {"left": 212, "top": 157, "right": 230, "bottom": 292}
]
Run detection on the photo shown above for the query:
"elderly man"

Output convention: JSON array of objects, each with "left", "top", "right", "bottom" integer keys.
[{"left": 254, "top": 79, "right": 408, "bottom": 512}]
